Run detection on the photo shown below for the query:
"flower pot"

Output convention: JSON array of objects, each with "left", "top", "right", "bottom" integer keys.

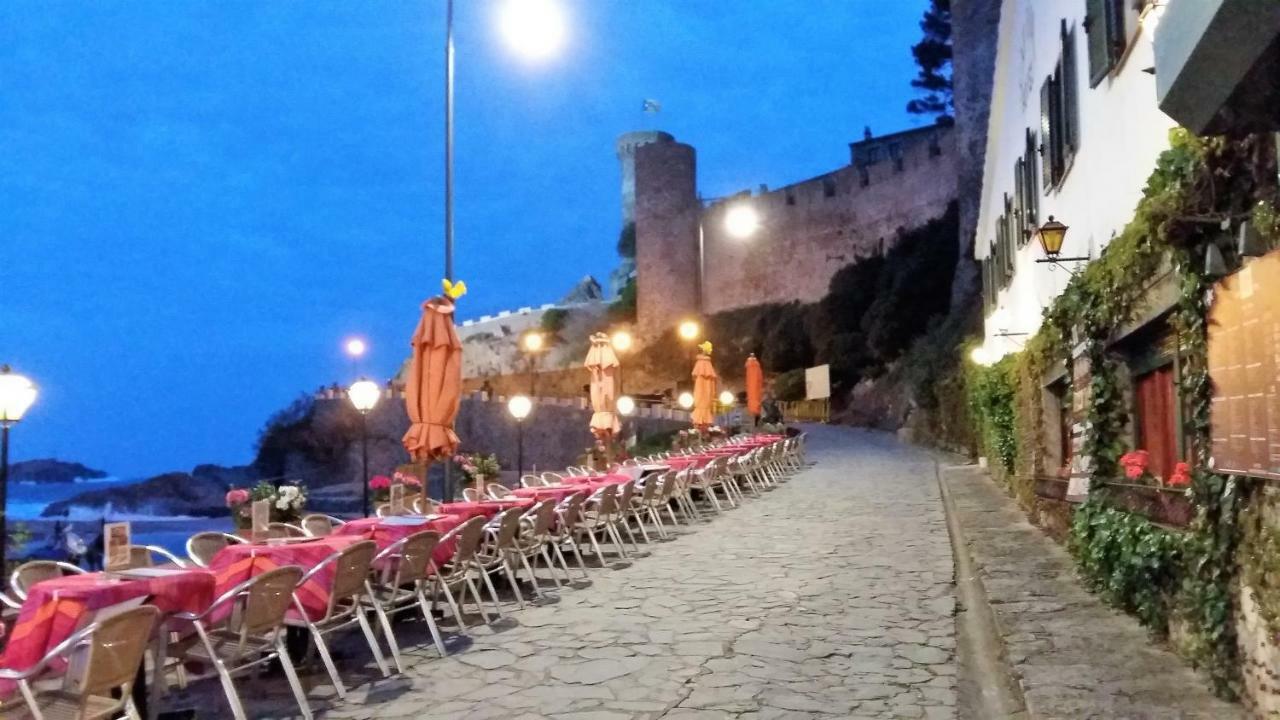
[{"left": 1099, "top": 482, "right": 1194, "bottom": 527}]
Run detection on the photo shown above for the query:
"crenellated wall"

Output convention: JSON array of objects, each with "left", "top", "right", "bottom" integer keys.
[{"left": 633, "top": 125, "right": 958, "bottom": 332}]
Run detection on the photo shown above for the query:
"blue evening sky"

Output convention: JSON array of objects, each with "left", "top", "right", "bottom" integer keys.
[{"left": 1, "top": 0, "right": 931, "bottom": 478}]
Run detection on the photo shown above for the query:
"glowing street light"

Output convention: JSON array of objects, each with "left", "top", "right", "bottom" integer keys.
[
  {"left": 0, "top": 365, "right": 38, "bottom": 574},
  {"left": 616, "top": 395, "right": 636, "bottom": 416},
  {"left": 724, "top": 204, "right": 761, "bottom": 239},
  {"left": 677, "top": 320, "right": 700, "bottom": 342},
  {"left": 521, "top": 331, "right": 546, "bottom": 353},
  {"left": 677, "top": 391, "right": 695, "bottom": 410},
  {"left": 610, "top": 330, "right": 633, "bottom": 353},
  {"left": 344, "top": 338, "right": 367, "bottom": 358},
  {"left": 508, "top": 394, "right": 533, "bottom": 477},
  {"left": 498, "top": 0, "right": 567, "bottom": 61},
  {"left": 969, "top": 346, "right": 995, "bottom": 367},
  {"left": 719, "top": 390, "right": 735, "bottom": 406},
  {"left": 348, "top": 378, "right": 381, "bottom": 516}
]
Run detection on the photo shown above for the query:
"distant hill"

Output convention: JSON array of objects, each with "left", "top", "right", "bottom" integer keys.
[
  {"left": 11, "top": 459, "right": 109, "bottom": 484},
  {"left": 41, "top": 464, "right": 255, "bottom": 518}
]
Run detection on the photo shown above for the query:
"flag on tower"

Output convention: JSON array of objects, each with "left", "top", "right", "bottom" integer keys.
[{"left": 642, "top": 99, "right": 661, "bottom": 113}]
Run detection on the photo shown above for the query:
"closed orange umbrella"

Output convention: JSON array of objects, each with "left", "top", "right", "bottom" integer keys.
[
  {"left": 402, "top": 282, "right": 465, "bottom": 504},
  {"left": 585, "top": 332, "right": 621, "bottom": 440},
  {"left": 691, "top": 342, "right": 718, "bottom": 430},
  {"left": 745, "top": 354, "right": 764, "bottom": 419}
]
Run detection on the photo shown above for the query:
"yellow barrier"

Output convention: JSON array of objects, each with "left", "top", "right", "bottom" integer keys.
[{"left": 780, "top": 399, "right": 829, "bottom": 423}]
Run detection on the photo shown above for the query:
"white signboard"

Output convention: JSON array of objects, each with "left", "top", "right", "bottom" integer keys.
[{"left": 805, "top": 364, "right": 831, "bottom": 400}]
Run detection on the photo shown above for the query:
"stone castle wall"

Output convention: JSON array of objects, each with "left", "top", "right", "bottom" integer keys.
[{"left": 634, "top": 126, "right": 958, "bottom": 332}]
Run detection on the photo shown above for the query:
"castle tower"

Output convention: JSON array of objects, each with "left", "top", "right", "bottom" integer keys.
[
  {"left": 616, "top": 131, "right": 674, "bottom": 225},
  {"left": 633, "top": 135, "right": 700, "bottom": 336}
]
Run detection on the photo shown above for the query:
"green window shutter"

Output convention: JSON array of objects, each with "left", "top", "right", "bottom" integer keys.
[
  {"left": 1023, "top": 130, "right": 1039, "bottom": 231},
  {"left": 1061, "top": 22, "right": 1081, "bottom": 160},
  {"left": 1085, "top": 0, "right": 1110, "bottom": 87},
  {"left": 1040, "top": 78, "right": 1055, "bottom": 189},
  {"left": 1014, "top": 157, "right": 1026, "bottom": 246}
]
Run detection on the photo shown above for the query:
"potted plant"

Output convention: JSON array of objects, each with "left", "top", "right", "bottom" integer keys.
[
  {"left": 370, "top": 472, "right": 423, "bottom": 504},
  {"left": 1104, "top": 450, "right": 1194, "bottom": 526},
  {"left": 453, "top": 453, "right": 501, "bottom": 496}
]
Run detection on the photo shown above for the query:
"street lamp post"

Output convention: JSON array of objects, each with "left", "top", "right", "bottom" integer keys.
[
  {"left": 718, "top": 389, "right": 735, "bottom": 427},
  {"left": 0, "top": 366, "right": 38, "bottom": 575},
  {"left": 675, "top": 320, "right": 701, "bottom": 399},
  {"left": 616, "top": 394, "right": 636, "bottom": 448},
  {"left": 438, "top": 0, "right": 564, "bottom": 504},
  {"left": 348, "top": 378, "right": 381, "bottom": 517},
  {"left": 521, "top": 330, "right": 546, "bottom": 396},
  {"left": 508, "top": 394, "right": 532, "bottom": 478},
  {"left": 610, "top": 329, "right": 632, "bottom": 394}
]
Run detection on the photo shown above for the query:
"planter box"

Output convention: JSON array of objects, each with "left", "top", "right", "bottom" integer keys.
[
  {"left": 1099, "top": 482, "right": 1195, "bottom": 528},
  {"left": 1033, "top": 476, "right": 1071, "bottom": 502}
]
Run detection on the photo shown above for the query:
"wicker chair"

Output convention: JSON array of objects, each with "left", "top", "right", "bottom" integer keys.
[
  {"left": 301, "top": 514, "right": 346, "bottom": 537},
  {"left": 267, "top": 522, "right": 307, "bottom": 539},
  {"left": 413, "top": 497, "right": 442, "bottom": 515},
  {"left": 10, "top": 560, "right": 86, "bottom": 601},
  {"left": 284, "top": 540, "right": 390, "bottom": 698},
  {"left": 486, "top": 483, "right": 515, "bottom": 500},
  {"left": 474, "top": 508, "right": 531, "bottom": 609},
  {"left": 167, "top": 566, "right": 311, "bottom": 720},
  {"left": 367, "top": 531, "right": 447, "bottom": 672},
  {"left": 126, "top": 544, "right": 187, "bottom": 569},
  {"left": 187, "top": 532, "right": 246, "bottom": 568},
  {"left": 429, "top": 517, "right": 501, "bottom": 628},
  {"left": 0, "top": 605, "right": 159, "bottom": 720},
  {"left": 461, "top": 487, "right": 483, "bottom": 502},
  {"left": 573, "top": 485, "right": 628, "bottom": 565},
  {"left": 519, "top": 474, "right": 546, "bottom": 488},
  {"left": 550, "top": 492, "right": 591, "bottom": 580},
  {"left": 517, "top": 500, "right": 570, "bottom": 591}
]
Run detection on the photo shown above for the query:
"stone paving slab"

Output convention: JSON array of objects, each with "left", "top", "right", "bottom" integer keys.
[
  {"left": 164, "top": 426, "right": 958, "bottom": 719},
  {"left": 941, "top": 464, "right": 1245, "bottom": 720}
]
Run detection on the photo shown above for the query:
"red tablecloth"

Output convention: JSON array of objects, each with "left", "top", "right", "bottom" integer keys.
[
  {"left": 663, "top": 455, "right": 715, "bottom": 471},
  {"left": 511, "top": 485, "right": 591, "bottom": 503},
  {"left": 209, "top": 536, "right": 362, "bottom": 622},
  {"left": 0, "top": 568, "right": 216, "bottom": 695},
  {"left": 334, "top": 515, "right": 463, "bottom": 568},
  {"left": 437, "top": 498, "right": 535, "bottom": 521}
]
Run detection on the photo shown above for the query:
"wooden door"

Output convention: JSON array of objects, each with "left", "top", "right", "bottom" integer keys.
[{"left": 1134, "top": 365, "right": 1178, "bottom": 481}]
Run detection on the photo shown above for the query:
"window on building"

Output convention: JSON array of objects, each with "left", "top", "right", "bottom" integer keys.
[
  {"left": 1085, "top": 0, "right": 1128, "bottom": 87},
  {"left": 785, "top": 191, "right": 796, "bottom": 206},
  {"left": 822, "top": 178, "right": 836, "bottom": 198},
  {"left": 863, "top": 145, "right": 882, "bottom": 165},
  {"left": 1040, "top": 23, "right": 1080, "bottom": 190},
  {"left": 1133, "top": 365, "right": 1179, "bottom": 482}
]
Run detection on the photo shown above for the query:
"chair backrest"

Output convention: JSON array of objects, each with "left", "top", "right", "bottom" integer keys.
[
  {"left": 388, "top": 530, "right": 441, "bottom": 585},
  {"left": 445, "top": 516, "right": 489, "bottom": 566},
  {"left": 487, "top": 483, "right": 513, "bottom": 500},
  {"left": 639, "top": 475, "right": 660, "bottom": 503},
  {"left": 462, "top": 487, "right": 482, "bottom": 502},
  {"left": 327, "top": 540, "right": 377, "bottom": 609},
  {"left": 621, "top": 465, "right": 644, "bottom": 481},
  {"left": 187, "top": 532, "right": 243, "bottom": 568},
  {"left": 657, "top": 471, "right": 678, "bottom": 502},
  {"left": 557, "top": 492, "right": 587, "bottom": 528},
  {"left": 267, "top": 522, "right": 306, "bottom": 539},
  {"left": 593, "top": 484, "right": 618, "bottom": 515},
  {"left": 526, "top": 500, "right": 556, "bottom": 537},
  {"left": 541, "top": 472, "right": 565, "bottom": 485},
  {"left": 12, "top": 560, "right": 85, "bottom": 599},
  {"left": 615, "top": 480, "right": 636, "bottom": 511},
  {"left": 491, "top": 508, "right": 525, "bottom": 549},
  {"left": 124, "top": 545, "right": 183, "bottom": 569},
  {"left": 375, "top": 503, "right": 391, "bottom": 518},
  {"left": 414, "top": 497, "right": 441, "bottom": 515},
  {"left": 520, "top": 474, "right": 545, "bottom": 488},
  {"left": 64, "top": 605, "right": 160, "bottom": 699},
  {"left": 236, "top": 565, "right": 305, "bottom": 637},
  {"left": 302, "top": 514, "right": 337, "bottom": 537}
]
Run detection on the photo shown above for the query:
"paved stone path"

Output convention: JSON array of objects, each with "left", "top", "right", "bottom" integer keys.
[
  {"left": 942, "top": 464, "right": 1244, "bottom": 720},
  {"left": 181, "top": 426, "right": 958, "bottom": 719}
]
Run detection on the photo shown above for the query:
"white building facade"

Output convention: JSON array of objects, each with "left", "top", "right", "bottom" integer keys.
[{"left": 976, "top": 0, "right": 1175, "bottom": 357}]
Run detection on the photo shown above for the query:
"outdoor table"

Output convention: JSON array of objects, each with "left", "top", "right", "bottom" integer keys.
[
  {"left": 437, "top": 498, "right": 535, "bottom": 521},
  {"left": 510, "top": 485, "right": 590, "bottom": 503},
  {"left": 662, "top": 455, "right": 715, "bottom": 471},
  {"left": 335, "top": 514, "right": 463, "bottom": 568},
  {"left": 0, "top": 567, "right": 216, "bottom": 702},
  {"left": 208, "top": 535, "right": 362, "bottom": 621}
]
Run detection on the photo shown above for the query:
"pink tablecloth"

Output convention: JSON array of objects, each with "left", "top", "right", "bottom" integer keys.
[
  {"left": 438, "top": 498, "right": 535, "bottom": 521},
  {"left": 510, "top": 485, "right": 591, "bottom": 503},
  {"left": 209, "top": 536, "right": 363, "bottom": 621},
  {"left": 334, "top": 515, "right": 464, "bottom": 568},
  {"left": 0, "top": 568, "right": 216, "bottom": 694}
]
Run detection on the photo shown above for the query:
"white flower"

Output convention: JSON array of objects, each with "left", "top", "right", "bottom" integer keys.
[{"left": 276, "top": 498, "right": 289, "bottom": 510}]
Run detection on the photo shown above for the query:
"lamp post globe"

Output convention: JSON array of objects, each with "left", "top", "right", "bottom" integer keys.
[
  {"left": 348, "top": 379, "right": 381, "bottom": 413},
  {"left": 719, "top": 390, "right": 735, "bottom": 407},
  {"left": 498, "top": 0, "right": 567, "bottom": 61},
  {"left": 724, "top": 204, "right": 761, "bottom": 239},
  {"left": 610, "top": 330, "right": 633, "bottom": 353},
  {"left": 616, "top": 395, "right": 636, "bottom": 417},
  {"left": 677, "top": 320, "right": 700, "bottom": 342},
  {"left": 521, "top": 331, "right": 545, "bottom": 354},
  {"left": 677, "top": 391, "right": 695, "bottom": 410},
  {"left": 508, "top": 394, "right": 533, "bottom": 478}
]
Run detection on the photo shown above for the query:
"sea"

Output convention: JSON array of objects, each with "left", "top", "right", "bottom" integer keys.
[{"left": 9, "top": 476, "right": 232, "bottom": 561}]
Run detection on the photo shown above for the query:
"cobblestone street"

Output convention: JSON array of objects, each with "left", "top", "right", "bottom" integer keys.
[{"left": 197, "top": 425, "right": 958, "bottom": 720}]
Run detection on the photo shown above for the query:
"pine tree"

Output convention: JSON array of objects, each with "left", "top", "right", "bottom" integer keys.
[{"left": 906, "top": 0, "right": 953, "bottom": 122}]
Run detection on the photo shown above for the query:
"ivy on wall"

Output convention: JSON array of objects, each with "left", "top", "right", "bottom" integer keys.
[{"left": 966, "top": 129, "right": 1279, "bottom": 698}]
